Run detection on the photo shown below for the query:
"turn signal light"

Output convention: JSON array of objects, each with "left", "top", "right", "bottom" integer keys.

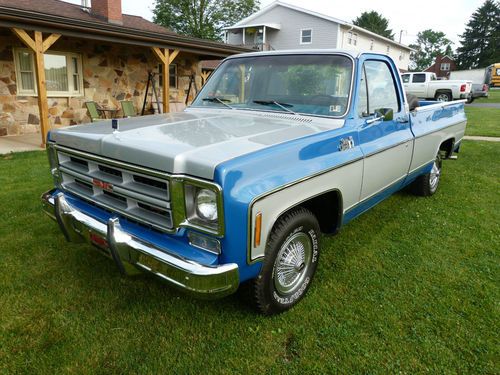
[{"left": 254, "top": 213, "right": 262, "bottom": 248}]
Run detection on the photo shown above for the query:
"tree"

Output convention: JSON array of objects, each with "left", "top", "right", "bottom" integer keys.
[
  {"left": 409, "top": 29, "right": 453, "bottom": 71},
  {"left": 353, "top": 11, "right": 394, "bottom": 40},
  {"left": 456, "top": 0, "right": 500, "bottom": 69},
  {"left": 153, "top": 0, "right": 260, "bottom": 41}
]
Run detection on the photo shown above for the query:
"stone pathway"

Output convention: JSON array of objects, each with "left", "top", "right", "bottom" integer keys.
[
  {"left": 463, "top": 136, "right": 500, "bottom": 142},
  {"left": 0, "top": 133, "right": 44, "bottom": 154}
]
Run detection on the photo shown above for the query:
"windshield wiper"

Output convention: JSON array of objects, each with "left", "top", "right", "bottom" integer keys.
[
  {"left": 252, "top": 100, "right": 296, "bottom": 115},
  {"left": 202, "top": 96, "right": 234, "bottom": 109}
]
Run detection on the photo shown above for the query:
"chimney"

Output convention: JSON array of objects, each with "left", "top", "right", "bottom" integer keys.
[{"left": 91, "top": 0, "right": 123, "bottom": 25}]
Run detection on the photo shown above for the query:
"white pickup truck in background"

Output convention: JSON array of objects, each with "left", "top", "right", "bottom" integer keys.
[{"left": 402, "top": 72, "right": 472, "bottom": 102}]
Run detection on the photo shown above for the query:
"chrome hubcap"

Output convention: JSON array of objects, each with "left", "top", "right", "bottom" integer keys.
[
  {"left": 429, "top": 160, "right": 441, "bottom": 190},
  {"left": 274, "top": 232, "right": 312, "bottom": 295},
  {"left": 437, "top": 94, "right": 449, "bottom": 102}
]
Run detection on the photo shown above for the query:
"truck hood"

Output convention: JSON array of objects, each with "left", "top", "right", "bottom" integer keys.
[{"left": 50, "top": 109, "right": 339, "bottom": 179}]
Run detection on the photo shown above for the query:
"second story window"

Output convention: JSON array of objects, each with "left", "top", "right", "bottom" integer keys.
[
  {"left": 386, "top": 45, "right": 390, "bottom": 54},
  {"left": 370, "top": 39, "right": 374, "bottom": 50},
  {"left": 300, "top": 29, "right": 312, "bottom": 44},
  {"left": 440, "top": 63, "right": 450, "bottom": 71}
]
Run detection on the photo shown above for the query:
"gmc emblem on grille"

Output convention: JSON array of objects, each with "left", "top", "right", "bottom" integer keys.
[{"left": 92, "top": 178, "right": 113, "bottom": 191}]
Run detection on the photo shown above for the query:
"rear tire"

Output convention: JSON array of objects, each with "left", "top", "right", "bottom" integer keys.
[
  {"left": 411, "top": 153, "right": 442, "bottom": 196},
  {"left": 435, "top": 91, "right": 452, "bottom": 102},
  {"left": 252, "top": 207, "right": 320, "bottom": 315}
]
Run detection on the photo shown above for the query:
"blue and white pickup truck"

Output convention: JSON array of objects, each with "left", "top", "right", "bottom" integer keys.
[{"left": 42, "top": 50, "right": 467, "bottom": 315}]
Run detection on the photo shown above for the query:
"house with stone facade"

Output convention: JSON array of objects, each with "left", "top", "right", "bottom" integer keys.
[{"left": 0, "top": 0, "right": 249, "bottom": 146}]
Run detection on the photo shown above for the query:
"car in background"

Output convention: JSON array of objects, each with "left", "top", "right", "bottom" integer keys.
[
  {"left": 449, "top": 68, "right": 489, "bottom": 101},
  {"left": 402, "top": 72, "right": 472, "bottom": 102}
]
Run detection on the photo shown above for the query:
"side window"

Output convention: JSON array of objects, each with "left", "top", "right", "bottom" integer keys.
[
  {"left": 412, "top": 74, "right": 426, "bottom": 83},
  {"left": 357, "top": 66, "right": 368, "bottom": 117},
  {"left": 402, "top": 74, "right": 410, "bottom": 83},
  {"left": 361, "top": 60, "right": 400, "bottom": 116}
]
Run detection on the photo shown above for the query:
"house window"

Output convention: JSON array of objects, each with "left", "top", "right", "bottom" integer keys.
[
  {"left": 370, "top": 39, "right": 374, "bottom": 50},
  {"left": 158, "top": 64, "right": 177, "bottom": 88},
  {"left": 440, "top": 63, "right": 450, "bottom": 71},
  {"left": 386, "top": 45, "right": 390, "bottom": 54},
  {"left": 14, "top": 49, "right": 83, "bottom": 96},
  {"left": 399, "top": 52, "right": 405, "bottom": 61},
  {"left": 300, "top": 29, "right": 312, "bottom": 44},
  {"left": 347, "top": 32, "right": 358, "bottom": 46}
]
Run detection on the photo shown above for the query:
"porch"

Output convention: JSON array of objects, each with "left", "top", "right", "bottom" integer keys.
[
  {"left": 223, "top": 23, "right": 280, "bottom": 51},
  {"left": 0, "top": 0, "right": 250, "bottom": 149}
]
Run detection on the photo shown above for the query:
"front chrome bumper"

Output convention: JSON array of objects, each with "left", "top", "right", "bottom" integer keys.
[{"left": 41, "top": 189, "right": 239, "bottom": 299}]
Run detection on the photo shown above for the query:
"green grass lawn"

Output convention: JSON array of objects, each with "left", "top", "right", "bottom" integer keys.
[
  {"left": 1, "top": 143, "right": 499, "bottom": 374},
  {"left": 465, "top": 106, "right": 500, "bottom": 137}
]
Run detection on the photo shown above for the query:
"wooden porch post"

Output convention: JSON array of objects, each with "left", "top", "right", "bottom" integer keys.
[
  {"left": 151, "top": 47, "right": 180, "bottom": 114},
  {"left": 11, "top": 28, "right": 60, "bottom": 147},
  {"left": 201, "top": 71, "right": 211, "bottom": 85}
]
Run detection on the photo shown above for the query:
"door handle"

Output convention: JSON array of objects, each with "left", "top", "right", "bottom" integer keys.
[{"left": 396, "top": 115, "right": 409, "bottom": 123}]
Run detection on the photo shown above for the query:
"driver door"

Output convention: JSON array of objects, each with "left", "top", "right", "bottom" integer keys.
[{"left": 357, "top": 59, "right": 413, "bottom": 201}]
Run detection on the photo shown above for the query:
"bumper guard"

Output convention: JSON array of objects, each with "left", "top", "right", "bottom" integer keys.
[{"left": 41, "top": 189, "right": 239, "bottom": 299}]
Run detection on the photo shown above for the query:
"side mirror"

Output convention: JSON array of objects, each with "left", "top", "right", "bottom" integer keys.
[{"left": 374, "top": 108, "right": 394, "bottom": 121}]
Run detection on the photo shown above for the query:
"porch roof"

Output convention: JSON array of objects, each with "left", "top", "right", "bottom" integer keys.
[
  {"left": 0, "top": 0, "right": 253, "bottom": 58},
  {"left": 223, "top": 23, "right": 281, "bottom": 31}
]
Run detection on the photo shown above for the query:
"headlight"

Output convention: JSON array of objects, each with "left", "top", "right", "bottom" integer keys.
[
  {"left": 195, "top": 189, "right": 218, "bottom": 221},
  {"left": 184, "top": 182, "right": 223, "bottom": 235}
]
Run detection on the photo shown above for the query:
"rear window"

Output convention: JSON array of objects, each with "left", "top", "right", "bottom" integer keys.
[
  {"left": 402, "top": 74, "right": 410, "bottom": 83},
  {"left": 412, "top": 74, "right": 426, "bottom": 83}
]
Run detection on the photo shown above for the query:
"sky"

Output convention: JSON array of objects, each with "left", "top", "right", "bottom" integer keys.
[{"left": 64, "top": 0, "right": 485, "bottom": 47}]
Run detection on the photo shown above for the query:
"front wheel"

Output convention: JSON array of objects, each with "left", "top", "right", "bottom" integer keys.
[
  {"left": 252, "top": 207, "right": 320, "bottom": 315},
  {"left": 411, "top": 153, "right": 442, "bottom": 196}
]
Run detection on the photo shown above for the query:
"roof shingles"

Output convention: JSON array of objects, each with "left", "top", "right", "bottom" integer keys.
[{"left": 0, "top": 0, "right": 175, "bottom": 35}]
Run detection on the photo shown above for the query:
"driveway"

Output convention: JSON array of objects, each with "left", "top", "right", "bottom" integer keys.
[{"left": 466, "top": 102, "right": 500, "bottom": 108}]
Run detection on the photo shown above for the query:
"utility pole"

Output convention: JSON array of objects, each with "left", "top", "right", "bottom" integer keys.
[{"left": 399, "top": 30, "right": 406, "bottom": 44}]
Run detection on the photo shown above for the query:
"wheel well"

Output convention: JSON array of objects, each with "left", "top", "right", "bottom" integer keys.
[
  {"left": 298, "top": 190, "right": 342, "bottom": 234},
  {"left": 439, "top": 138, "right": 455, "bottom": 158},
  {"left": 435, "top": 90, "right": 452, "bottom": 98}
]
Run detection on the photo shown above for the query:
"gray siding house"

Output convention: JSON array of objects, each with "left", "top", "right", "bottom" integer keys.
[{"left": 224, "top": 1, "right": 412, "bottom": 70}]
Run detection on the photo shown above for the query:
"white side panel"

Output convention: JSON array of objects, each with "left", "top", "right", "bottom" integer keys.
[
  {"left": 410, "top": 121, "right": 466, "bottom": 172},
  {"left": 360, "top": 141, "right": 413, "bottom": 200},
  {"left": 249, "top": 159, "right": 363, "bottom": 262}
]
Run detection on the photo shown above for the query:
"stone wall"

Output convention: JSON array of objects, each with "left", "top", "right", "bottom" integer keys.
[{"left": 0, "top": 32, "right": 202, "bottom": 136}]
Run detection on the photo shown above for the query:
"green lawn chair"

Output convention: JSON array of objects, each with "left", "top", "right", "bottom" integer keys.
[
  {"left": 120, "top": 101, "right": 136, "bottom": 118},
  {"left": 85, "top": 101, "right": 102, "bottom": 122}
]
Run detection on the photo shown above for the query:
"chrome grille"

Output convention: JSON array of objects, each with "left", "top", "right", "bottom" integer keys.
[{"left": 56, "top": 147, "right": 172, "bottom": 231}]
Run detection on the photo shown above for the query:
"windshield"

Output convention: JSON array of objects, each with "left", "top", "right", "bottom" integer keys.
[{"left": 192, "top": 54, "right": 353, "bottom": 117}]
